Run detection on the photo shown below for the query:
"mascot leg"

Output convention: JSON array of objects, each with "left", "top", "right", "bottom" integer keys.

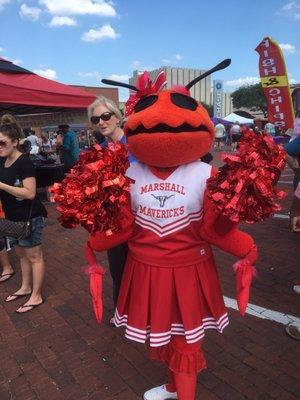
[
  {"left": 173, "top": 370, "right": 197, "bottom": 400},
  {"left": 145, "top": 336, "right": 206, "bottom": 400}
]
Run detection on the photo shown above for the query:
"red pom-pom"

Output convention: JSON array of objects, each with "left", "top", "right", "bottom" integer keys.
[
  {"left": 207, "top": 131, "right": 286, "bottom": 223},
  {"left": 51, "top": 142, "right": 134, "bottom": 235}
]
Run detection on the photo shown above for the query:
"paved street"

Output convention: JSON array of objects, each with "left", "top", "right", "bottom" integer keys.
[{"left": 0, "top": 149, "right": 299, "bottom": 400}]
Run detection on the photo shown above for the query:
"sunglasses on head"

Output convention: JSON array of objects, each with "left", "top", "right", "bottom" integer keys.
[
  {"left": 0, "top": 140, "right": 8, "bottom": 147},
  {"left": 90, "top": 112, "right": 114, "bottom": 125}
]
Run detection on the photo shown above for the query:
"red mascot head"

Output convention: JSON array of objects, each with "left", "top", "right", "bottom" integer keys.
[{"left": 102, "top": 59, "right": 231, "bottom": 168}]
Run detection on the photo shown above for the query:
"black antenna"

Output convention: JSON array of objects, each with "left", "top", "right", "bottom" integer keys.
[
  {"left": 185, "top": 59, "right": 231, "bottom": 90},
  {"left": 101, "top": 79, "right": 137, "bottom": 91}
]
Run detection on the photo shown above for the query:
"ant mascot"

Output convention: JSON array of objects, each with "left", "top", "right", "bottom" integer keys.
[{"left": 55, "top": 59, "right": 285, "bottom": 400}]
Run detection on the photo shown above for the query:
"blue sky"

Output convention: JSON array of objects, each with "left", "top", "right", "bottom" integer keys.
[{"left": 0, "top": 0, "right": 299, "bottom": 100}]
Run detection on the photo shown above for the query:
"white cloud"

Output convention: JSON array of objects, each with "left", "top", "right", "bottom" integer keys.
[
  {"left": 39, "top": 0, "right": 116, "bottom": 17},
  {"left": 225, "top": 76, "right": 260, "bottom": 87},
  {"left": 19, "top": 4, "right": 41, "bottom": 21},
  {"left": 129, "top": 60, "right": 155, "bottom": 71},
  {"left": 81, "top": 24, "right": 119, "bottom": 42},
  {"left": 174, "top": 54, "right": 183, "bottom": 60},
  {"left": 282, "top": 1, "right": 300, "bottom": 19},
  {"left": 283, "top": 1, "right": 295, "bottom": 10},
  {"left": 162, "top": 58, "right": 170, "bottom": 64},
  {"left": 108, "top": 74, "right": 129, "bottom": 82},
  {"left": 33, "top": 68, "right": 57, "bottom": 80},
  {"left": 279, "top": 43, "right": 296, "bottom": 53},
  {"left": 78, "top": 71, "right": 101, "bottom": 81},
  {"left": 49, "top": 16, "right": 77, "bottom": 26},
  {"left": 0, "top": 0, "right": 10, "bottom": 12},
  {"left": 0, "top": 46, "right": 4, "bottom": 52},
  {"left": 12, "top": 59, "right": 23, "bottom": 65},
  {"left": 130, "top": 60, "right": 141, "bottom": 69}
]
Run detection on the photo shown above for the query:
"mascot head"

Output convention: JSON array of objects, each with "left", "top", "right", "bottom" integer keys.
[{"left": 102, "top": 59, "right": 231, "bottom": 168}]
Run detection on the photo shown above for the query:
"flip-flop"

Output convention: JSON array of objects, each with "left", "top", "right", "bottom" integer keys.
[
  {"left": 5, "top": 292, "right": 32, "bottom": 302},
  {"left": 285, "top": 323, "right": 300, "bottom": 340},
  {"left": 0, "top": 272, "right": 15, "bottom": 283},
  {"left": 15, "top": 299, "right": 44, "bottom": 314}
]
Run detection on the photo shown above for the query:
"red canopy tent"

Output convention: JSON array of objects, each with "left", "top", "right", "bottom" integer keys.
[{"left": 0, "top": 57, "right": 96, "bottom": 115}]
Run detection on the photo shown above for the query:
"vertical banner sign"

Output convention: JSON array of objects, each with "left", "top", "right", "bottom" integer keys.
[
  {"left": 213, "top": 80, "right": 223, "bottom": 118},
  {"left": 255, "top": 37, "right": 294, "bottom": 130}
]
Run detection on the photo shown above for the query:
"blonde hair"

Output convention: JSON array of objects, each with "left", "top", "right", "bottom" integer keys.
[
  {"left": 41, "top": 132, "right": 49, "bottom": 142},
  {"left": 87, "top": 96, "right": 122, "bottom": 122},
  {"left": 0, "top": 114, "right": 24, "bottom": 140}
]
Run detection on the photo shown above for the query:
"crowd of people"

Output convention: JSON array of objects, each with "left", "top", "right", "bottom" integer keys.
[
  {"left": 0, "top": 96, "right": 299, "bottom": 400},
  {"left": 213, "top": 117, "right": 298, "bottom": 152},
  {"left": 19, "top": 125, "right": 107, "bottom": 175}
]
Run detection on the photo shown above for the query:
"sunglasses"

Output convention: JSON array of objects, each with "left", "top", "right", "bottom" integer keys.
[
  {"left": 90, "top": 112, "right": 114, "bottom": 125},
  {"left": 0, "top": 141, "right": 9, "bottom": 147}
]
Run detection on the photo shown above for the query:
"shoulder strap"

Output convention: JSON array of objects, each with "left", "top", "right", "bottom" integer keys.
[{"left": 27, "top": 199, "right": 34, "bottom": 221}]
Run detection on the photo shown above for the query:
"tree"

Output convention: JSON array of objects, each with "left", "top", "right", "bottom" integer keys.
[
  {"left": 231, "top": 83, "right": 267, "bottom": 117},
  {"left": 200, "top": 102, "right": 214, "bottom": 117}
]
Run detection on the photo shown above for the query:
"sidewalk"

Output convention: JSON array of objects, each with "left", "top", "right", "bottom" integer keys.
[{"left": 0, "top": 152, "right": 299, "bottom": 400}]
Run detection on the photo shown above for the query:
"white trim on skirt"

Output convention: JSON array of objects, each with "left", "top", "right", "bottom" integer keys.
[{"left": 113, "top": 309, "right": 229, "bottom": 347}]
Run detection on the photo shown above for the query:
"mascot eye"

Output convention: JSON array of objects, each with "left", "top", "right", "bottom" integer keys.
[
  {"left": 171, "top": 93, "right": 198, "bottom": 111},
  {"left": 134, "top": 95, "right": 158, "bottom": 112}
]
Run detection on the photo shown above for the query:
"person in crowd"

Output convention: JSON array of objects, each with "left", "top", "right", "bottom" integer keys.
[
  {"left": 264, "top": 121, "right": 276, "bottom": 136},
  {"left": 284, "top": 114, "right": 300, "bottom": 186},
  {"left": 49, "top": 132, "right": 57, "bottom": 148},
  {"left": 239, "top": 123, "right": 247, "bottom": 137},
  {"left": 290, "top": 182, "right": 300, "bottom": 232},
  {"left": 26, "top": 129, "right": 40, "bottom": 154},
  {"left": 289, "top": 110, "right": 300, "bottom": 142},
  {"left": 88, "top": 96, "right": 135, "bottom": 318},
  {"left": 253, "top": 126, "right": 261, "bottom": 135},
  {"left": 56, "top": 124, "right": 79, "bottom": 173},
  {"left": 225, "top": 124, "right": 232, "bottom": 145},
  {"left": 284, "top": 110, "right": 300, "bottom": 173},
  {"left": 0, "top": 114, "right": 47, "bottom": 313},
  {"left": 78, "top": 131, "right": 89, "bottom": 149},
  {"left": 0, "top": 249, "right": 14, "bottom": 282},
  {"left": 19, "top": 139, "right": 32, "bottom": 156},
  {"left": 214, "top": 120, "right": 225, "bottom": 150},
  {"left": 40, "top": 133, "right": 52, "bottom": 154},
  {"left": 285, "top": 182, "right": 300, "bottom": 339},
  {"left": 230, "top": 121, "right": 241, "bottom": 151}
]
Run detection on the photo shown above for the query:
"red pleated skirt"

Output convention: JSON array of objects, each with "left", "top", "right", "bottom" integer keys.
[{"left": 114, "top": 252, "right": 228, "bottom": 347}]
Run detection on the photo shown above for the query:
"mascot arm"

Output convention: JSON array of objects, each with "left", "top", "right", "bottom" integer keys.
[
  {"left": 200, "top": 191, "right": 258, "bottom": 316},
  {"left": 88, "top": 202, "right": 135, "bottom": 252},
  {"left": 201, "top": 167, "right": 257, "bottom": 259},
  {"left": 200, "top": 191, "right": 257, "bottom": 260}
]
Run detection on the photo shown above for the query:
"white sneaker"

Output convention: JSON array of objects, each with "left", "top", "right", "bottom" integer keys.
[
  {"left": 293, "top": 285, "right": 300, "bottom": 295},
  {"left": 143, "top": 384, "right": 178, "bottom": 400}
]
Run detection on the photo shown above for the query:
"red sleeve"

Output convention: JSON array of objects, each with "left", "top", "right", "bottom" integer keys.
[
  {"left": 88, "top": 204, "right": 134, "bottom": 252},
  {"left": 200, "top": 191, "right": 256, "bottom": 259}
]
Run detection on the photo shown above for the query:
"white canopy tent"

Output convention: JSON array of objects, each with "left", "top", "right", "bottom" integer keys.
[{"left": 223, "top": 113, "right": 253, "bottom": 124}]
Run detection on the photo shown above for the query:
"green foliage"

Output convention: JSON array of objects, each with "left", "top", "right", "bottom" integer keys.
[
  {"left": 200, "top": 102, "right": 214, "bottom": 117},
  {"left": 231, "top": 83, "right": 267, "bottom": 116}
]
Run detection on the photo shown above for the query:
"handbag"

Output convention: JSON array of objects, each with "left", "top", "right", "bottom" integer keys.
[{"left": 0, "top": 202, "right": 33, "bottom": 240}]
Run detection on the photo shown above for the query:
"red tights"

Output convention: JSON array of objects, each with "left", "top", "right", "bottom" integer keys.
[
  {"left": 166, "top": 368, "right": 197, "bottom": 400},
  {"left": 149, "top": 336, "right": 206, "bottom": 400}
]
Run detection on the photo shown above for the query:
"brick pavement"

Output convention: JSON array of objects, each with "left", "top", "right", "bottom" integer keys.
[{"left": 0, "top": 149, "right": 299, "bottom": 400}]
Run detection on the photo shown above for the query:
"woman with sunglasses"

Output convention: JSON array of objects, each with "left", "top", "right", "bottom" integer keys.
[
  {"left": 0, "top": 114, "right": 47, "bottom": 313},
  {"left": 88, "top": 96, "right": 135, "bottom": 316}
]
